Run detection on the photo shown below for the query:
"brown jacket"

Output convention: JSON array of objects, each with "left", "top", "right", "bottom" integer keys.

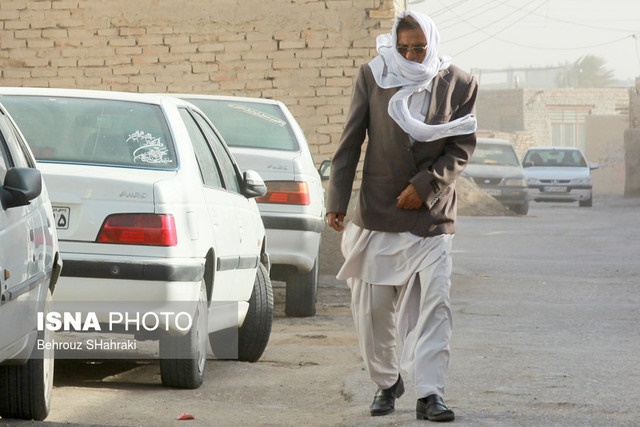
[{"left": 326, "top": 62, "right": 478, "bottom": 237}]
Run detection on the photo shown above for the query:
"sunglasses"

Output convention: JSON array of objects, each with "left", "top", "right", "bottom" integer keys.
[{"left": 396, "top": 45, "right": 427, "bottom": 55}]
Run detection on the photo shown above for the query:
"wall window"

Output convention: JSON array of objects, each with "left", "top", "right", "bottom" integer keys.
[{"left": 548, "top": 106, "right": 591, "bottom": 151}]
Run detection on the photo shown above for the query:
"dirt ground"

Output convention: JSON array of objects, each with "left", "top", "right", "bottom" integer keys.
[
  {"left": 1, "top": 181, "right": 520, "bottom": 427},
  {"left": 13, "top": 280, "right": 365, "bottom": 427}
]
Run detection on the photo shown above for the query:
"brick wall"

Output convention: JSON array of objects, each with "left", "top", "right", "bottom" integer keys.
[
  {"left": 0, "top": 0, "right": 405, "bottom": 163},
  {"left": 479, "top": 88, "right": 629, "bottom": 148},
  {"left": 521, "top": 88, "right": 629, "bottom": 150}
]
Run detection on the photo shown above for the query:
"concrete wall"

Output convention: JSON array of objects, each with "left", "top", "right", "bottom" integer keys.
[
  {"left": 476, "top": 89, "right": 524, "bottom": 133},
  {"left": 0, "top": 0, "right": 404, "bottom": 163},
  {"left": 626, "top": 78, "right": 640, "bottom": 197},
  {"left": 585, "top": 115, "right": 627, "bottom": 195}
]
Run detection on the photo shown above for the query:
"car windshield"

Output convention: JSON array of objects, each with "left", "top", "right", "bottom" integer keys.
[
  {"left": 0, "top": 95, "right": 176, "bottom": 169},
  {"left": 185, "top": 99, "right": 299, "bottom": 151},
  {"left": 469, "top": 143, "right": 520, "bottom": 167},
  {"left": 523, "top": 149, "right": 587, "bottom": 167}
]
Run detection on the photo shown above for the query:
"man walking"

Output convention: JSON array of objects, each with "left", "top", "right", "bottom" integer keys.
[{"left": 326, "top": 9, "right": 478, "bottom": 422}]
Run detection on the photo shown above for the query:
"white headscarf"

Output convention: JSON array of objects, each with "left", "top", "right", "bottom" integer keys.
[{"left": 369, "top": 10, "right": 477, "bottom": 142}]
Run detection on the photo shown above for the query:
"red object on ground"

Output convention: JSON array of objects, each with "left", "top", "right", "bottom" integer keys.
[{"left": 176, "top": 413, "right": 195, "bottom": 420}]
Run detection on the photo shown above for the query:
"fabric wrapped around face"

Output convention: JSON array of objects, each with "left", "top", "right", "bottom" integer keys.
[{"left": 368, "top": 10, "right": 477, "bottom": 142}]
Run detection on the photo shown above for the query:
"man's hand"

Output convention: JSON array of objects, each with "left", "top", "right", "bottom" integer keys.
[
  {"left": 326, "top": 212, "right": 346, "bottom": 232},
  {"left": 396, "top": 183, "right": 424, "bottom": 210}
]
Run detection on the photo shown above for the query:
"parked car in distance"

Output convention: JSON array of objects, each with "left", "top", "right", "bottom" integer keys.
[
  {"left": 522, "top": 146, "right": 598, "bottom": 207},
  {"left": 0, "top": 103, "right": 62, "bottom": 421},
  {"left": 462, "top": 138, "right": 529, "bottom": 215},
  {"left": 174, "top": 95, "right": 325, "bottom": 318},
  {"left": 0, "top": 88, "right": 273, "bottom": 389}
]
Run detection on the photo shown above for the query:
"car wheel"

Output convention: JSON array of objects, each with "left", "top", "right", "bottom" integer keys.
[
  {"left": 512, "top": 200, "right": 529, "bottom": 215},
  {"left": 210, "top": 263, "right": 273, "bottom": 362},
  {"left": 0, "top": 288, "right": 54, "bottom": 421},
  {"left": 285, "top": 253, "right": 318, "bottom": 317},
  {"left": 579, "top": 196, "right": 593, "bottom": 207},
  {"left": 159, "top": 282, "right": 208, "bottom": 389}
]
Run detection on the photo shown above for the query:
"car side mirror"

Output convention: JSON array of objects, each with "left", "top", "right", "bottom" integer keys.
[
  {"left": 241, "top": 169, "right": 267, "bottom": 199},
  {"left": 589, "top": 162, "right": 599, "bottom": 170},
  {"left": 522, "top": 161, "right": 533, "bottom": 168},
  {"left": 0, "top": 167, "right": 42, "bottom": 210},
  {"left": 318, "top": 160, "right": 331, "bottom": 181}
]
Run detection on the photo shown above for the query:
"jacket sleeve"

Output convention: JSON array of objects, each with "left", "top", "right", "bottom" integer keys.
[
  {"left": 410, "top": 72, "right": 478, "bottom": 208},
  {"left": 325, "top": 65, "right": 369, "bottom": 214}
]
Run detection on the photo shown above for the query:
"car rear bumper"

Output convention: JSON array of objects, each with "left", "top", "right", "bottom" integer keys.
[
  {"left": 261, "top": 213, "right": 325, "bottom": 233},
  {"left": 52, "top": 254, "right": 205, "bottom": 334},
  {"left": 265, "top": 228, "right": 322, "bottom": 273},
  {"left": 61, "top": 258, "right": 204, "bottom": 282}
]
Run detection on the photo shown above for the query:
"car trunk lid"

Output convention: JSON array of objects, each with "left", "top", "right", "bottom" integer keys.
[{"left": 38, "top": 163, "right": 172, "bottom": 242}]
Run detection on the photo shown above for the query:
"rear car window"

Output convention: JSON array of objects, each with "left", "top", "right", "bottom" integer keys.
[
  {"left": 470, "top": 143, "right": 520, "bottom": 167},
  {"left": 185, "top": 99, "right": 299, "bottom": 151},
  {"left": 1, "top": 95, "right": 176, "bottom": 169}
]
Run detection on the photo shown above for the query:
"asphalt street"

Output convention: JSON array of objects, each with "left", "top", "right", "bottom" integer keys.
[{"left": 3, "top": 195, "right": 639, "bottom": 426}]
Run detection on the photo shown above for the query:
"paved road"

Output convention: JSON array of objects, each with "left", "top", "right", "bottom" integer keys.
[{"left": 4, "top": 195, "right": 639, "bottom": 426}]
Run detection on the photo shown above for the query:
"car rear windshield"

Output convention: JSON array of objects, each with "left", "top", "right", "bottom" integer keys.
[
  {"left": 523, "top": 149, "right": 587, "bottom": 167},
  {"left": 1, "top": 95, "right": 176, "bottom": 169},
  {"left": 185, "top": 99, "right": 299, "bottom": 151},
  {"left": 470, "top": 143, "right": 520, "bottom": 167}
]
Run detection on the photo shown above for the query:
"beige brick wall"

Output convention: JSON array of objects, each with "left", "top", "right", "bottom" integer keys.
[
  {"left": 0, "top": 0, "right": 406, "bottom": 163},
  {"left": 478, "top": 88, "right": 629, "bottom": 149}
]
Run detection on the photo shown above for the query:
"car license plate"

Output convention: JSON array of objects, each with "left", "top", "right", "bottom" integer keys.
[
  {"left": 543, "top": 186, "right": 568, "bottom": 193},
  {"left": 482, "top": 188, "right": 501, "bottom": 196},
  {"left": 52, "top": 206, "right": 70, "bottom": 229}
]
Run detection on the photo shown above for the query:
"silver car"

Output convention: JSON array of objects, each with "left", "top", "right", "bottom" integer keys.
[
  {"left": 522, "top": 147, "right": 598, "bottom": 207},
  {"left": 176, "top": 95, "right": 325, "bottom": 317},
  {"left": 462, "top": 138, "right": 529, "bottom": 215}
]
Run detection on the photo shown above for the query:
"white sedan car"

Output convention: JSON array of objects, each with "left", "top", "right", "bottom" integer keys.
[
  {"left": 0, "top": 88, "right": 273, "bottom": 389},
  {"left": 522, "top": 146, "right": 598, "bottom": 207},
  {"left": 175, "top": 95, "right": 325, "bottom": 317},
  {"left": 0, "top": 102, "right": 61, "bottom": 420}
]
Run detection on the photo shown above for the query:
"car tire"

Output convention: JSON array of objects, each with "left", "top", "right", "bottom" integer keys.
[
  {"left": 210, "top": 263, "right": 274, "bottom": 362},
  {"left": 0, "top": 288, "right": 54, "bottom": 421},
  {"left": 579, "top": 196, "right": 593, "bottom": 207},
  {"left": 159, "top": 282, "right": 208, "bottom": 389},
  {"left": 285, "top": 254, "right": 318, "bottom": 318},
  {"left": 512, "top": 200, "right": 529, "bottom": 215}
]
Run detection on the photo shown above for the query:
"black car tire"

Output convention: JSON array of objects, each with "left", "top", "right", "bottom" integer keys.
[
  {"left": 512, "top": 200, "right": 529, "bottom": 215},
  {"left": 285, "top": 254, "right": 318, "bottom": 317},
  {"left": 0, "top": 289, "right": 54, "bottom": 421},
  {"left": 579, "top": 196, "right": 593, "bottom": 207},
  {"left": 159, "top": 282, "right": 208, "bottom": 389},
  {"left": 209, "top": 263, "right": 273, "bottom": 362}
]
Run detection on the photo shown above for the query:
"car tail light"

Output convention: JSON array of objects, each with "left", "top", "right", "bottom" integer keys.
[
  {"left": 256, "top": 181, "right": 311, "bottom": 205},
  {"left": 97, "top": 214, "right": 177, "bottom": 246}
]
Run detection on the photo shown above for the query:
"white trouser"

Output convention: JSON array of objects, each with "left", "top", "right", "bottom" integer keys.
[{"left": 349, "top": 248, "right": 453, "bottom": 398}]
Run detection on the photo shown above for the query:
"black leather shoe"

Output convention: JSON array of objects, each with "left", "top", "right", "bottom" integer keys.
[
  {"left": 369, "top": 375, "right": 405, "bottom": 416},
  {"left": 416, "top": 394, "right": 455, "bottom": 422}
]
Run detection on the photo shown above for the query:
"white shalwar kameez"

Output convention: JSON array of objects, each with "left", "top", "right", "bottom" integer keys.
[
  {"left": 337, "top": 222, "right": 454, "bottom": 399},
  {"left": 336, "top": 9, "right": 473, "bottom": 400}
]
